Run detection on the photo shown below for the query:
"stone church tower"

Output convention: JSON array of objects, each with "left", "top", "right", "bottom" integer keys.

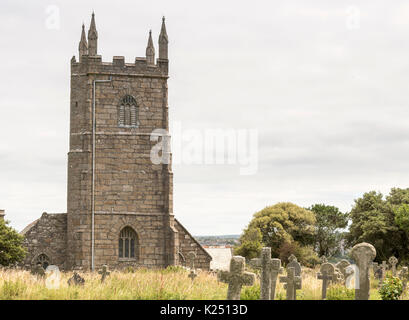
[{"left": 21, "top": 14, "right": 211, "bottom": 271}]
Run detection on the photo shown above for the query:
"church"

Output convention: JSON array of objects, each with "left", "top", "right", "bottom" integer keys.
[{"left": 20, "top": 13, "right": 211, "bottom": 271}]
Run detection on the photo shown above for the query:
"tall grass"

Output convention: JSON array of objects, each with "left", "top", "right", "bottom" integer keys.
[{"left": 0, "top": 266, "right": 386, "bottom": 300}]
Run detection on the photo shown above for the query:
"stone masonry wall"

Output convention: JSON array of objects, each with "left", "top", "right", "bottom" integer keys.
[
  {"left": 174, "top": 219, "right": 212, "bottom": 270},
  {"left": 21, "top": 213, "right": 67, "bottom": 270}
]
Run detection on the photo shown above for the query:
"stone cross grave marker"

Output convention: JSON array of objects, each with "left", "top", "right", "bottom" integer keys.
[
  {"left": 317, "top": 263, "right": 336, "bottom": 299},
  {"left": 250, "top": 247, "right": 274, "bottom": 300},
  {"left": 398, "top": 266, "right": 409, "bottom": 293},
  {"left": 270, "top": 258, "right": 284, "bottom": 300},
  {"left": 351, "top": 242, "right": 376, "bottom": 300},
  {"left": 98, "top": 265, "right": 111, "bottom": 283},
  {"left": 187, "top": 251, "right": 197, "bottom": 270},
  {"left": 286, "top": 254, "right": 302, "bottom": 299},
  {"left": 388, "top": 256, "right": 398, "bottom": 276},
  {"left": 68, "top": 272, "right": 85, "bottom": 286},
  {"left": 218, "top": 256, "right": 256, "bottom": 300},
  {"left": 280, "top": 267, "right": 301, "bottom": 300},
  {"left": 188, "top": 270, "right": 197, "bottom": 281},
  {"left": 250, "top": 247, "right": 284, "bottom": 300}
]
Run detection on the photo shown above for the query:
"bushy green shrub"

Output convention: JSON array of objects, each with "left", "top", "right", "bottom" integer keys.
[
  {"left": 379, "top": 275, "right": 403, "bottom": 300},
  {"left": 326, "top": 284, "right": 355, "bottom": 300},
  {"left": 240, "top": 284, "right": 260, "bottom": 300}
]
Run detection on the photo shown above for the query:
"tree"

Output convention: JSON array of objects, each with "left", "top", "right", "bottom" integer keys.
[
  {"left": 308, "top": 204, "right": 349, "bottom": 257},
  {"left": 235, "top": 202, "right": 317, "bottom": 264},
  {"left": 0, "top": 219, "right": 26, "bottom": 266},
  {"left": 347, "top": 189, "right": 409, "bottom": 262},
  {"left": 234, "top": 228, "right": 262, "bottom": 260}
]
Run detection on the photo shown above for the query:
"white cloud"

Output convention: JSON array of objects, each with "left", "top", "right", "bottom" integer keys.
[{"left": 1, "top": 0, "right": 409, "bottom": 235}]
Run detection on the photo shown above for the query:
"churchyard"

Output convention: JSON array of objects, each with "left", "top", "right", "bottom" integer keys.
[{"left": 1, "top": 243, "right": 408, "bottom": 300}]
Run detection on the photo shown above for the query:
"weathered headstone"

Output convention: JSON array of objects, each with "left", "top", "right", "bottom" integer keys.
[
  {"left": 398, "top": 266, "right": 409, "bottom": 293},
  {"left": 388, "top": 256, "right": 398, "bottom": 276},
  {"left": 67, "top": 272, "right": 85, "bottom": 286},
  {"left": 280, "top": 267, "right": 301, "bottom": 300},
  {"left": 98, "top": 265, "right": 111, "bottom": 283},
  {"left": 218, "top": 256, "right": 256, "bottom": 300},
  {"left": 350, "top": 242, "right": 376, "bottom": 300},
  {"left": 31, "top": 263, "right": 45, "bottom": 278},
  {"left": 317, "top": 271, "right": 332, "bottom": 300},
  {"left": 270, "top": 258, "right": 284, "bottom": 300},
  {"left": 380, "top": 261, "right": 388, "bottom": 285},
  {"left": 335, "top": 259, "right": 351, "bottom": 281},
  {"left": 187, "top": 251, "right": 197, "bottom": 270},
  {"left": 250, "top": 247, "right": 271, "bottom": 300},
  {"left": 286, "top": 254, "right": 302, "bottom": 299}
]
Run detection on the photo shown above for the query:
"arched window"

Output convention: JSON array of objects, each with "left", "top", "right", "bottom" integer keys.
[
  {"left": 35, "top": 254, "right": 50, "bottom": 269},
  {"left": 118, "top": 95, "right": 138, "bottom": 127},
  {"left": 119, "top": 227, "right": 138, "bottom": 259}
]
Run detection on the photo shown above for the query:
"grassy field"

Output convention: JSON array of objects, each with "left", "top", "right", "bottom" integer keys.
[{"left": 0, "top": 266, "right": 403, "bottom": 300}]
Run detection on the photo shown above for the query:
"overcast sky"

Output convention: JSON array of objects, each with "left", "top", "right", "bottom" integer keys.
[{"left": 2, "top": 0, "right": 409, "bottom": 235}]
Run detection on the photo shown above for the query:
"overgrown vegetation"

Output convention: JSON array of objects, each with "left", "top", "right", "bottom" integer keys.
[
  {"left": 0, "top": 267, "right": 389, "bottom": 300},
  {"left": 378, "top": 275, "right": 403, "bottom": 300}
]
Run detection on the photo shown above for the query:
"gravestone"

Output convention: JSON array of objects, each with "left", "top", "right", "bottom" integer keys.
[
  {"left": 67, "top": 272, "right": 85, "bottom": 286},
  {"left": 335, "top": 259, "right": 351, "bottom": 281},
  {"left": 188, "top": 270, "right": 197, "bottom": 281},
  {"left": 98, "top": 265, "right": 111, "bottom": 283},
  {"left": 31, "top": 263, "right": 45, "bottom": 278},
  {"left": 388, "top": 256, "right": 398, "bottom": 276},
  {"left": 374, "top": 265, "right": 383, "bottom": 281},
  {"left": 270, "top": 258, "right": 284, "bottom": 300},
  {"left": 218, "top": 256, "right": 256, "bottom": 300},
  {"left": 286, "top": 254, "right": 302, "bottom": 299},
  {"left": 320, "top": 256, "right": 328, "bottom": 264},
  {"left": 398, "top": 267, "right": 409, "bottom": 293},
  {"left": 317, "top": 270, "right": 332, "bottom": 300},
  {"left": 280, "top": 267, "right": 301, "bottom": 300},
  {"left": 187, "top": 251, "right": 197, "bottom": 270},
  {"left": 350, "top": 242, "right": 376, "bottom": 300},
  {"left": 380, "top": 261, "right": 388, "bottom": 285},
  {"left": 250, "top": 247, "right": 283, "bottom": 300}
]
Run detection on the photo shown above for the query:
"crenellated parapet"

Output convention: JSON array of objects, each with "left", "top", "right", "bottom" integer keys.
[
  {"left": 71, "top": 55, "right": 168, "bottom": 78},
  {"left": 75, "top": 13, "right": 168, "bottom": 76}
]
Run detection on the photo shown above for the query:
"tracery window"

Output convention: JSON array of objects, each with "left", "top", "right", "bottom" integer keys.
[
  {"left": 119, "top": 227, "right": 138, "bottom": 259},
  {"left": 35, "top": 254, "right": 50, "bottom": 269},
  {"left": 118, "top": 95, "right": 138, "bottom": 127}
]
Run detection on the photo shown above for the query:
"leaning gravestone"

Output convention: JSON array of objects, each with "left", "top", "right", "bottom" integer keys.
[
  {"left": 351, "top": 242, "right": 376, "bottom": 300},
  {"left": 317, "top": 263, "right": 336, "bottom": 300},
  {"left": 280, "top": 267, "right": 301, "bottom": 300},
  {"left": 398, "top": 267, "right": 409, "bottom": 293},
  {"left": 67, "top": 272, "right": 85, "bottom": 286},
  {"left": 388, "top": 256, "right": 398, "bottom": 276},
  {"left": 218, "top": 256, "right": 256, "bottom": 300},
  {"left": 98, "top": 265, "right": 111, "bottom": 283}
]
